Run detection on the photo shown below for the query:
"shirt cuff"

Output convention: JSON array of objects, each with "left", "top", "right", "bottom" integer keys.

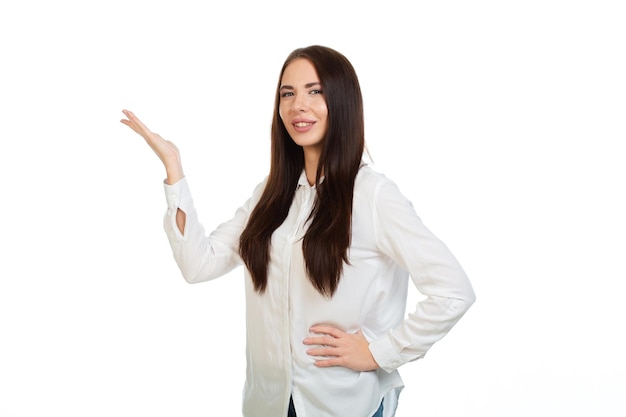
[
  {"left": 369, "top": 333, "right": 410, "bottom": 373},
  {"left": 163, "top": 177, "right": 190, "bottom": 210}
]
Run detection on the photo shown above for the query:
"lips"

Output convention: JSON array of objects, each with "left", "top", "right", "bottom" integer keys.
[{"left": 292, "top": 119, "right": 316, "bottom": 132}]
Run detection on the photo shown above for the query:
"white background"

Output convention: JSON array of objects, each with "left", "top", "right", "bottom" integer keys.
[{"left": 1, "top": 1, "right": 624, "bottom": 416}]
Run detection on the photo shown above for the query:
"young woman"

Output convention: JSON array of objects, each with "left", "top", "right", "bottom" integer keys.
[{"left": 121, "top": 45, "right": 475, "bottom": 417}]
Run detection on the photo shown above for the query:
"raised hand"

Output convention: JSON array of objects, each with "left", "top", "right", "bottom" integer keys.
[
  {"left": 303, "top": 325, "right": 380, "bottom": 372},
  {"left": 120, "top": 109, "right": 184, "bottom": 184}
]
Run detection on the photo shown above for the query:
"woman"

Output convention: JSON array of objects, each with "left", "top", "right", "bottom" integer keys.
[{"left": 121, "top": 45, "right": 475, "bottom": 417}]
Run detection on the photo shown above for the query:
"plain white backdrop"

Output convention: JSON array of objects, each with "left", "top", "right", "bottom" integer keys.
[{"left": 1, "top": 1, "right": 624, "bottom": 416}]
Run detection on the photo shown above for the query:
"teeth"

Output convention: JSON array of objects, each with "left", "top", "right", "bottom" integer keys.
[{"left": 295, "top": 122, "right": 313, "bottom": 127}]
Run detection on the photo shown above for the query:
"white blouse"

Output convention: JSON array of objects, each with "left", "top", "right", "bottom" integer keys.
[{"left": 162, "top": 165, "right": 475, "bottom": 417}]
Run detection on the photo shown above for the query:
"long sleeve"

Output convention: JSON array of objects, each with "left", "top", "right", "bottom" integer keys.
[
  {"left": 368, "top": 177, "right": 476, "bottom": 372},
  {"left": 162, "top": 177, "right": 265, "bottom": 283}
]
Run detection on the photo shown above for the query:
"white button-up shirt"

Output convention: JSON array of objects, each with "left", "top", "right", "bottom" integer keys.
[{"left": 163, "top": 165, "right": 475, "bottom": 417}]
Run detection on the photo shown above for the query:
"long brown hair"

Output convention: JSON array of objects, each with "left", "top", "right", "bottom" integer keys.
[{"left": 239, "top": 45, "right": 365, "bottom": 297}]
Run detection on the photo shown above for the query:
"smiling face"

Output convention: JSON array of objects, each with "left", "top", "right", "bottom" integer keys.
[{"left": 278, "top": 58, "right": 328, "bottom": 155}]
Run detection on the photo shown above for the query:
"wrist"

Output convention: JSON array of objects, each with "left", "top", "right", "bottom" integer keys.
[{"left": 165, "top": 166, "right": 184, "bottom": 185}]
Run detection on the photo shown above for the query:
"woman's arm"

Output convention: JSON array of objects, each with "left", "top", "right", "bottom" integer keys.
[
  {"left": 121, "top": 109, "right": 186, "bottom": 233},
  {"left": 369, "top": 178, "right": 476, "bottom": 372}
]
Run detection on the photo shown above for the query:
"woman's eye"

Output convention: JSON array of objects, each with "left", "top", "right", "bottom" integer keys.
[
  {"left": 281, "top": 91, "right": 294, "bottom": 98},
  {"left": 309, "top": 89, "right": 323, "bottom": 95}
]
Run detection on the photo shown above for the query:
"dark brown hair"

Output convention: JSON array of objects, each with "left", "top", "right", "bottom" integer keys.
[{"left": 239, "top": 45, "right": 365, "bottom": 297}]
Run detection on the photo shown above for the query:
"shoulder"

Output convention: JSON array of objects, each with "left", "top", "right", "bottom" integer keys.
[
  {"left": 252, "top": 176, "right": 269, "bottom": 195},
  {"left": 355, "top": 164, "right": 417, "bottom": 214},
  {"left": 355, "top": 164, "right": 385, "bottom": 188},
  {"left": 249, "top": 176, "right": 270, "bottom": 203},
  {"left": 231, "top": 176, "right": 270, "bottom": 213},
  {"left": 355, "top": 164, "right": 401, "bottom": 197}
]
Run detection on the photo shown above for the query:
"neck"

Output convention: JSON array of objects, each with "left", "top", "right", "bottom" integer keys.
[{"left": 303, "top": 147, "right": 321, "bottom": 186}]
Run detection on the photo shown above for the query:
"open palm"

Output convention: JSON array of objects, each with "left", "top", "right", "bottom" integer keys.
[{"left": 120, "top": 109, "right": 184, "bottom": 184}]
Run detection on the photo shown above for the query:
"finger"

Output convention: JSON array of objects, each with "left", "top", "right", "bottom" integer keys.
[
  {"left": 313, "top": 357, "right": 343, "bottom": 368},
  {"left": 309, "top": 325, "right": 344, "bottom": 338},
  {"left": 120, "top": 118, "right": 142, "bottom": 135},
  {"left": 306, "top": 346, "right": 341, "bottom": 357},
  {"left": 303, "top": 336, "right": 340, "bottom": 346},
  {"left": 122, "top": 110, "right": 153, "bottom": 136},
  {"left": 120, "top": 111, "right": 143, "bottom": 134}
]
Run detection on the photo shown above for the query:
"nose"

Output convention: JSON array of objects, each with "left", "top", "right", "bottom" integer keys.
[{"left": 292, "top": 93, "right": 307, "bottom": 112}]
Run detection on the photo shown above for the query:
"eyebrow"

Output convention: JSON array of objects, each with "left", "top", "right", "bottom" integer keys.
[{"left": 279, "top": 82, "right": 321, "bottom": 91}]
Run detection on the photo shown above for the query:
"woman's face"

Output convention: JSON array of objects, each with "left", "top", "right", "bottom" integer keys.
[{"left": 279, "top": 58, "right": 328, "bottom": 154}]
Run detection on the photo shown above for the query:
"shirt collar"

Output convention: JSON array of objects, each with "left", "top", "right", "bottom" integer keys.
[
  {"left": 297, "top": 170, "right": 324, "bottom": 188},
  {"left": 297, "top": 170, "right": 313, "bottom": 188}
]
